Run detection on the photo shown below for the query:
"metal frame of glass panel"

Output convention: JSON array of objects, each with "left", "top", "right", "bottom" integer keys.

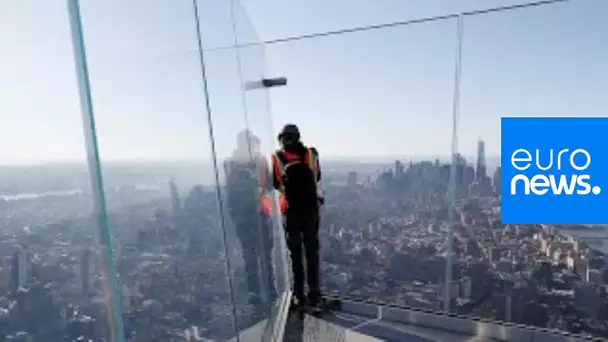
[
  {"left": 67, "top": 0, "right": 126, "bottom": 341},
  {"left": 225, "top": 0, "right": 293, "bottom": 339}
]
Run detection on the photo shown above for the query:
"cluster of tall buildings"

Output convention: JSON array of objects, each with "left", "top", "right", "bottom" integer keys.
[
  {"left": 0, "top": 244, "right": 98, "bottom": 297},
  {"left": 0, "top": 246, "right": 32, "bottom": 293},
  {"left": 372, "top": 138, "right": 500, "bottom": 199},
  {"left": 455, "top": 139, "right": 498, "bottom": 197}
]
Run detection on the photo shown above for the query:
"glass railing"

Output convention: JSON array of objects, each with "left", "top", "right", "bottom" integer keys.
[
  {"left": 0, "top": 0, "right": 607, "bottom": 341},
  {"left": 263, "top": 12, "right": 459, "bottom": 311},
  {"left": 261, "top": 0, "right": 608, "bottom": 340},
  {"left": 0, "top": 2, "right": 104, "bottom": 341},
  {"left": 0, "top": 0, "right": 289, "bottom": 341},
  {"left": 454, "top": 0, "right": 608, "bottom": 337}
]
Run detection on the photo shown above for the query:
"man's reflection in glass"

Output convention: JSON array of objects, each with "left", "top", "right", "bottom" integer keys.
[{"left": 224, "top": 129, "right": 277, "bottom": 313}]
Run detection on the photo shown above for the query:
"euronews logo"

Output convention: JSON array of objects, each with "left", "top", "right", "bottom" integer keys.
[
  {"left": 509, "top": 148, "right": 602, "bottom": 196},
  {"left": 502, "top": 117, "right": 608, "bottom": 224}
]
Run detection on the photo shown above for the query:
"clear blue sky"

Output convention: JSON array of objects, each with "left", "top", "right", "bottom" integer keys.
[{"left": 0, "top": 0, "right": 606, "bottom": 165}]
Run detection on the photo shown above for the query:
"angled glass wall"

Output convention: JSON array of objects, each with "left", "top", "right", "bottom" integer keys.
[
  {"left": 228, "top": 0, "right": 293, "bottom": 335},
  {"left": 0, "top": 2, "right": 120, "bottom": 341},
  {"left": 76, "top": 1, "right": 241, "bottom": 340},
  {"left": 75, "top": 0, "right": 291, "bottom": 341},
  {"left": 453, "top": 0, "right": 608, "bottom": 338},
  {"left": 196, "top": 0, "right": 291, "bottom": 339},
  {"left": 264, "top": 17, "right": 460, "bottom": 310},
  {"left": 255, "top": 0, "right": 608, "bottom": 340}
]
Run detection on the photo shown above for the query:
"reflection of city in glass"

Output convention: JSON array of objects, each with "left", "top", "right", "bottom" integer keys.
[{"left": 1, "top": 0, "right": 607, "bottom": 341}]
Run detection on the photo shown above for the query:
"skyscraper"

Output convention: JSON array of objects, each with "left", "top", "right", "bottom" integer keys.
[
  {"left": 347, "top": 171, "right": 358, "bottom": 188},
  {"left": 11, "top": 246, "right": 31, "bottom": 291},
  {"left": 0, "top": 256, "right": 10, "bottom": 288},
  {"left": 394, "top": 160, "right": 405, "bottom": 179},
  {"left": 80, "top": 248, "right": 95, "bottom": 296},
  {"left": 10, "top": 251, "right": 19, "bottom": 292},
  {"left": 169, "top": 177, "right": 182, "bottom": 216},
  {"left": 476, "top": 139, "right": 487, "bottom": 181},
  {"left": 493, "top": 166, "right": 502, "bottom": 195}
]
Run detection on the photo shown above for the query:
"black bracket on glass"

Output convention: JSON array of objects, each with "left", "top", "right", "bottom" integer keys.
[
  {"left": 262, "top": 77, "right": 287, "bottom": 88},
  {"left": 244, "top": 77, "right": 287, "bottom": 90}
]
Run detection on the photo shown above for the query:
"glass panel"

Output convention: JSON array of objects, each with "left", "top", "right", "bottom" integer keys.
[
  {"left": 197, "top": 0, "right": 242, "bottom": 50},
  {"left": 197, "top": 0, "right": 291, "bottom": 340},
  {"left": 456, "top": 0, "right": 608, "bottom": 339},
  {"left": 265, "top": 19, "right": 458, "bottom": 311},
  {"left": 0, "top": 2, "right": 118, "bottom": 341},
  {"left": 231, "top": 0, "right": 292, "bottom": 338},
  {"left": 237, "top": 0, "right": 534, "bottom": 44},
  {"left": 79, "top": 1, "right": 238, "bottom": 340}
]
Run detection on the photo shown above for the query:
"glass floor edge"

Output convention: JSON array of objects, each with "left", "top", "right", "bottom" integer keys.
[
  {"left": 227, "top": 293, "right": 603, "bottom": 341},
  {"left": 279, "top": 295, "right": 604, "bottom": 342}
]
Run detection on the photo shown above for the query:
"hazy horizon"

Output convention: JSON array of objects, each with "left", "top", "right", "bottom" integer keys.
[
  {"left": 0, "top": 154, "right": 500, "bottom": 167},
  {"left": 0, "top": 154, "right": 500, "bottom": 196}
]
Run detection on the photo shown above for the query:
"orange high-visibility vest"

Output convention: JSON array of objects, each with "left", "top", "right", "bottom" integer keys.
[
  {"left": 257, "top": 156, "right": 274, "bottom": 217},
  {"left": 272, "top": 148, "right": 319, "bottom": 213},
  {"left": 260, "top": 195, "right": 273, "bottom": 216}
]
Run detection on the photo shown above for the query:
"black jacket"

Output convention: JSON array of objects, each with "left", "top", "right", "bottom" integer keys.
[{"left": 272, "top": 142, "right": 321, "bottom": 191}]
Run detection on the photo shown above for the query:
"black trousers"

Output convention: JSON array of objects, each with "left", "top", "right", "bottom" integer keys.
[
  {"left": 234, "top": 212, "right": 277, "bottom": 304},
  {"left": 283, "top": 207, "right": 320, "bottom": 302}
]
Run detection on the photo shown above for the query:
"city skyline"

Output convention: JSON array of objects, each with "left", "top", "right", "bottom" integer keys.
[{"left": 0, "top": 151, "right": 500, "bottom": 166}]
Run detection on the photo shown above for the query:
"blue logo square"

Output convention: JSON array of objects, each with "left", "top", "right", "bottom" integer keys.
[{"left": 501, "top": 117, "right": 608, "bottom": 224}]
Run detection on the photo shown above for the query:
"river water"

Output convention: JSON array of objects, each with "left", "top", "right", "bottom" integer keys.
[
  {"left": 0, "top": 184, "right": 161, "bottom": 201},
  {"left": 0, "top": 189, "right": 84, "bottom": 201},
  {"left": 560, "top": 227, "right": 608, "bottom": 253}
]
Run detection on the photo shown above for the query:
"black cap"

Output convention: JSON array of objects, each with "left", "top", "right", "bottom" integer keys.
[{"left": 278, "top": 124, "right": 300, "bottom": 143}]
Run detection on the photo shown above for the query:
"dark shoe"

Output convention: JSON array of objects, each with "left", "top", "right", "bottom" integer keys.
[
  {"left": 290, "top": 295, "right": 306, "bottom": 312},
  {"left": 307, "top": 297, "right": 324, "bottom": 314}
]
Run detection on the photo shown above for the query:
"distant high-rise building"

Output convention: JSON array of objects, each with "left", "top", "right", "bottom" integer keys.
[
  {"left": 121, "top": 284, "right": 132, "bottom": 311},
  {"left": 476, "top": 139, "right": 487, "bottom": 181},
  {"left": 493, "top": 166, "right": 502, "bottom": 195},
  {"left": 184, "top": 186, "right": 209, "bottom": 254},
  {"left": 11, "top": 246, "right": 31, "bottom": 291},
  {"left": 463, "top": 166, "right": 475, "bottom": 188},
  {"left": 80, "top": 248, "right": 96, "bottom": 296},
  {"left": 454, "top": 153, "right": 466, "bottom": 166},
  {"left": 169, "top": 178, "right": 182, "bottom": 216},
  {"left": 10, "top": 252, "right": 19, "bottom": 292},
  {"left": 0, "top": 256, "right": 11, "bottom": 288},
  {"left": 394, "top": 160, "right": 405, "bottom": 179},
  {"left": 18, "top": 249, "right": 29, "bottom": 288},
  {"left": 347, "top": 171, "right": 358, "bottom": 187}
]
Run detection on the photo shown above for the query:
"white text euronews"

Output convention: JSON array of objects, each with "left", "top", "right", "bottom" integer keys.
[{"left": 509, "top": 148, "right": 601, "bottom": 196}]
